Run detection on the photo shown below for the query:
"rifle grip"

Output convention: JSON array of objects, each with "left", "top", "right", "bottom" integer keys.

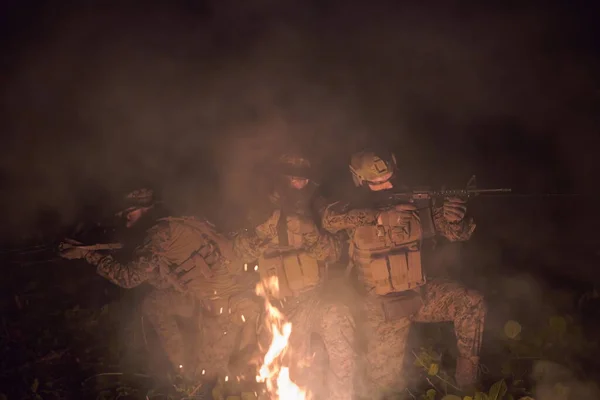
[{"left": 414, "top": 198, "right": 436, "bottom": 239}]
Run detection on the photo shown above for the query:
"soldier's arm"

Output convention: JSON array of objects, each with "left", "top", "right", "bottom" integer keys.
[
  {"left": 432, "top": 205, "right": 476, "bottom": 242},
  {"left": 232, "top": 210, "right": 278, "bottom": 262},
  {"left": 320, "top": 201, "right": 378, "bottom": 234},
  {"left": 83, "top": 223, "right": 170, "bottom": 288},
  {"left": 303, "top": 230, "right": 342, "bottom": 262}
]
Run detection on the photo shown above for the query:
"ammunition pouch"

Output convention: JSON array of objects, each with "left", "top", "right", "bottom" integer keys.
[
  {"left": 380, "top": 289, "right": 423, "bottom": 321},
  {"left": 354, "top": 246, "right": 426, "bottom": 296},
  {"left": 258, "top": 249, "right": 321, "bottom": 299}
]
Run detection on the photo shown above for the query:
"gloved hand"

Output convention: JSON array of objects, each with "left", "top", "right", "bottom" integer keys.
[
  {"left": 377, "top": 203, "right": 418, "bottom": 226},
  {"left": 58, "top": 244, "right": 90, "bottom": 260},
  {"left": 443, "top": 197, "right": 467, "bottom": 223}
]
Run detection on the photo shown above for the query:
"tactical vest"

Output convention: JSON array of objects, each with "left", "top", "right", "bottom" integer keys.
[
  {"left": 351, "top": 211, "right": 427, "bottom": 296},
  {"left": 148, "top": 217, "right": 245, "bottom": 305},
  {"left": 257, "top": 210, "right": 321, "bottom": 299}
]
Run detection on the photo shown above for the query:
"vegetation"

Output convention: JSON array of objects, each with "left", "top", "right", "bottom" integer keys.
[{"left": 1, "top": 241, "right": 599, "bottom": 400}]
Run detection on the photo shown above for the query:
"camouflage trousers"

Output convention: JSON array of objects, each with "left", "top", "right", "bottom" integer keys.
[
  {"left": 142, "top": 288, "right": 261, "bottom": 380},
  {"left": 269, "top": 290, "right": 356, "bottom": 400},
  {"left": 357, "top": 279, "right": 486, "bottom": 397}
]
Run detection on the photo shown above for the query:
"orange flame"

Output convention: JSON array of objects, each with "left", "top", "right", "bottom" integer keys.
[{"left": 255, "top": 276, "right": 308, "bottom": 400}]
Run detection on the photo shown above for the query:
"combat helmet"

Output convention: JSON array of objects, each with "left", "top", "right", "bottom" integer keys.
[
  {"left": 349, "top": 149, "right": 397, "bottom": 187},
  {"left": 275, "top": 152, "right": 314, "bottom": 181},
  {"left": 115, "top": 187, "right": 159, "bottom": 217}
]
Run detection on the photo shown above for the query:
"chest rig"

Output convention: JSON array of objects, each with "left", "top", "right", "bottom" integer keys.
[
  {"left": 257, "top": 210, "right": 321, "bottom": 299},
  {"left": 150, "top": 218, "right": 239, "bottom": 300},
  {"left": 351, "top": 201, "right": 436, "bottom": 296}
]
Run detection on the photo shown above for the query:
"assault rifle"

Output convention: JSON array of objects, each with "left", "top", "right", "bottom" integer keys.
[
  {"left": 383, "top": 175, "right": 511, "bottom": 204},
  {"left": 381, "top": 176, "right": 511, "bottom": 238},
  {"left": 58, "top": 238, "right": 123, "bottom": 252}
]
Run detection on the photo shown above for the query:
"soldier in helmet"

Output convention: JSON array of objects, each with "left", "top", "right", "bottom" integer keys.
[
  {"left": 59, "top": 187, "right": 261, "bottom": 382},
  {"left": 320, "top": 149, "right": 486, "bottom": 396},
  {"left": 232, "top": 153, "right": 357, "bottom": 400}
]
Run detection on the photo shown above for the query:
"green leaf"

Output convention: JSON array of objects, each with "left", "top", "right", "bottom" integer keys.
[
  {"left": 428, "top": 363, "right": 440, "bottom": 376},
  {"left": 488, "top": 379, "right": 508, "bottom": 400},
  {"left": 426, "top": 389, "right": 437, "bottom": 400},
  {"left": 31, "top": 378, "right": 39, "bottom": 393},
  {"left": 504, "top": 320, "right": 522, "bottom": 339}
]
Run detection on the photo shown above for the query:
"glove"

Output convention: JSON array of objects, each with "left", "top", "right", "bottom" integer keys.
[
  {"left": 377, "top": 203, "right": 418, "bottom": 226},
  {"left": 59, "top": 246, "right": 90, "bottom": 260},
  {"left": 286, "top": 214, "right": 317, "bottom": 234},
  {"left": 443, "top": 197, "right": 467, "bottom": 223}
]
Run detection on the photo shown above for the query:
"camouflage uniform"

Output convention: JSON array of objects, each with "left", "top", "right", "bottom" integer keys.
[
  {"left": 233, "top": 186, "right": 357, "bottom": 400},
  {"left": 321, "top": 150, "right": 486, "bottom": 396},
  {"left": 83, "top": 216, "right": 261, "bottom": 380}
]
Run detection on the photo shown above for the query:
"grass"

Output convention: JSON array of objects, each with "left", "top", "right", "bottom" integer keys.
[{"left": 1, "top": 243, "right": 599, "bottom": 400}]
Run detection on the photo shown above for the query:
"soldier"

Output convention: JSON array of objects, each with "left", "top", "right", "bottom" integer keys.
[
  {"left": 232, "top": 153, "right": 357, "bottom": 400},
  {"left": 58, "top": 188, "right": 261, "bottom": 382},
  {"left": 321, "top": 149, "right": 487, "bottom": 396}
]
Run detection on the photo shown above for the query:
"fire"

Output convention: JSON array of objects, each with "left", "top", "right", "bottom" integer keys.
[{"left": 255, "top": 276, "right": 308, "bottom": 400}]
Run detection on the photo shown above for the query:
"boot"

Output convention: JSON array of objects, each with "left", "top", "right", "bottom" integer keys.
[{"left": 455, "top": 356, "right": 479, "bottom": 390}]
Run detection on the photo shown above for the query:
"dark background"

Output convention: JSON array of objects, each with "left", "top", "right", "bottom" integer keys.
[
  {"left": 1, "top": 0, "right": 599, "bottom": 279},
  {"left": 1, "top": 0, "right": 599, "bottom": 398}
]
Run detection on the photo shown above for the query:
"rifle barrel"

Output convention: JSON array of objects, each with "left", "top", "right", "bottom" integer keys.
[{"left": 473, "top": 188, "right": 512, "bottom": 193}]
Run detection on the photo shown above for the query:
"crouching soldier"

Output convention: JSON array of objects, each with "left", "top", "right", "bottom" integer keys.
[
  {"left": 233, "top": 153, "right": 358, "bottom": 400},
  {"left": 321, "top": 149, "right": 487, "bottom": 396},
  {"left": 59, "top": 188, "right": 261, "bottom": 382}
]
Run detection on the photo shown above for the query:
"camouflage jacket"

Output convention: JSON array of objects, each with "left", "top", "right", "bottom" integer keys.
[
  {"left": 85, "top": 217, "right": 253, "bottom": 299},
  {"left": 232, "top": 191, "right": 341, "bottom": 264},
  {"left": 320, "top": 200, "right": 476, "bottom": 243}
]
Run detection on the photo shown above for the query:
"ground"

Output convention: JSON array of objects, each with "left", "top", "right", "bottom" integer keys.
[{"left": 1, "top": 216, "right": 600, "bottom": 400}]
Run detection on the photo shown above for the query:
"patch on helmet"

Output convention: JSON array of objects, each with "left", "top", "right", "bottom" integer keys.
[{"left": 373, "top": 157, "right": 388, "bottom": 173}]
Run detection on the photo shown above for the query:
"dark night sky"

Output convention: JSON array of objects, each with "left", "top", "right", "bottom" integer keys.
[{"left": 0, "top": 0, "right": 598, "bottom": 252}]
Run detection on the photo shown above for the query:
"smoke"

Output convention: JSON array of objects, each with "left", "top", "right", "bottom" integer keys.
[
  {"left": 0, "top": 1, "right": 597, "bottom": 240},
  {"left": 532, "top": 360, "right": 600, "bottom": 400}
]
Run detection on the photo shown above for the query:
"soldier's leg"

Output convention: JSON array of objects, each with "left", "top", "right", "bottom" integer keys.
[
  {"left": 359, "top": 295, "right": 412, "bottom": 399},
  {"left": 198, "top": 294, "right": 263, "bottom": 381},
  {"left": 412, "top": 279, "right": 486, "bottom": 387},
  {"left": 229, "top": 295, "right": 262, "bottom": 354},
  {"left": 141, "top": 289, "right": 196, "bottom": 376},
  {"left": 285, "top": 297, "right": 317, "bottom": 386},
  {"left": 222, "top": 295, "right": 263, "bottom": 379},
  {"left": 318, "top": 301, "right": 357, "bottom": 400}
]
